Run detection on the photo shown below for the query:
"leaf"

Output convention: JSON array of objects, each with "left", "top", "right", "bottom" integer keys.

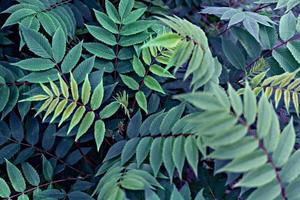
[
  {"left": 279, "top": 11, "right": 296, "bottom": 41},
  {"left": 132, "top": 56, "right": 145, "bottom": 77},
  {"left": 73, "top": 56, "right": 95, "bottom": 84},
  {"left": 173, "top": 136, "right": 185, "bottom": 179},
  {"left": 135, "top": 91, "right": 147, "bottom": 113},
  {"left": 281, "top": 150, "right": 300, "bottom": 183},
  {"left": 94, "top": 10, "right": 118, "bottom": 34},
  {"left": 222, "top": 38, "right": 246, "bottom": 69},
  {"left": 52, "top": 28, "right": 66, "bottom": 63},
  {"left": 20, "top": 26, "right": 52, "bottom": 59},
  {"left": 120, "top": 74, "right": 139, "bottom": 90},
  {"left": 257, "top": 95, "right": 272, "bottom": 138},
  {"left": 273, "top": 119, "right": 295, "bottom": 167},
  {"left": 144, "top": 76, "right": 165, "bottom": 94},
  {"left": 136, "top": 137, "right": 153, "bottom": 167},
  {"left": 94, "top": 120, "right": 105, "bottom": 151},
  {"left": 0, "top": 77, "right": 10, "bottom": 113},
  {"left": 120, "top": 20, "right": 152, "bottom": 36},
  {"left": 100, "top": 101, "right": 120, "bottom": 119},
  {"left": 105, "top": 0, "right": 121, "bottom": 23},
  {"left": 83, "top": 42, "right": 116, "bottom": 59},
  {"left": 123, "top": 8, "right": 146, "bottom": 25},
  {"left": 61, "top": 42, "right": 82, "bottom": 73},
  {"left": 67, "top": 106, "right": 86, "bottom": 134},
  {"left": 18, "top": 194, "right": 29, "bottom": 200},
  {"left": 70, "top": 73, "right": 79, "bottom": 101},
  {"left": 150, "top": 64, "right": 175, "bottom": 79},
  {"left": 86, "top": 25, "right": 117, "bottom": 46},
  {"left": 127, "top": 110, "right": 142, "bottom": 138},
  {"left": 121, "top": 138, "right": 140, "bottom": 164},
  {"left": 118, "top": 0, "right": 134, "bottom": 19},
  {"left": 150, "top": 138, "right": 163, "bottom": 176},
  {"left": 2, "top": 8, "right": 36, "bottom": 27},
  {"left": 236, "top": 164, "right": 275, "bottom": 187},
  {"left": 76, "top": 111, "right": 95, "bottom": 141},
  {"left": 81, "top": 76, "right": 91, "bottom": 105},
  {"left": 6, "top": 159, "right": 26, "bottom": 192},
  {"left": 184, "top": 137, "right": 198, "bottom": 176},
  {"left": 142, "top": 33, "right": 182, "bottom": 48},
  {"left": 13, "top": 58, "right": 54, "bottom": 71},
  {"left": 217, "top": 150, "right": 267, "bottom": 173},
  {"left": 58, "top": 75, "right": 69, "bottom": 99},
  {"left": 243, "top": 84, "right": 257, "bottom": 124},
  {"left": 91, "top": 80, "right": 104, "bottom": 110},
  {"left": 0, "top": 178, "right": 10, "bottom": 198},
  {"left": 21, "top": 162, "right": 40, "bottom": 186},
  {"left": 42, "top": 156, "right": 53, "bottom": 181}
]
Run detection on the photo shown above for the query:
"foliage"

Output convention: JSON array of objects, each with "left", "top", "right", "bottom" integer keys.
[{"left": 1, "top": 0, "right": 300, "bottom": 200}]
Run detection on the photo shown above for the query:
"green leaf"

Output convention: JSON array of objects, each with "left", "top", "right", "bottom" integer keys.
[
  {"left": 132, "top": 55, "right": 145, "bottom": 77},
  {"left": 120, "top": 74, "right": 139, "bottom": 90},
  {"left": 6, "top": 159, "right": 26, "bottom": 192},
  {"left": 184, "top": 137, "right": 198, "bottom": 176},
  {"left": 105, "top": 0, "right": 121, "bottom": 23},
  {"left": 217, "top": 150, "right": 267, "bottom": 173},
  {"left": 120, "top": 20, "right": 152, "bottom": 36},
  {"left": 279, "top": 11, "right": 296, "bottom": 41},
  {"left": 118, "top": 0, "right": 134, "bottom": 19},
  {"left": 123, "top": 8, "right": 146, "bottom": 25},
  {"left": 70, "top": 73, "right": 79, "bottom": 101},
  {"left": 20, "top": 26, "right": 52, "bottom": 59},
  {"left": 243, "top": 84, "right": 257, "bottom": 124},
  {"left": 0, "top": 77, "right": 10, "bottom": 113},
  {"left": 172, "top": 136, "right": 185, "bottom": 179},
  {"left": 58, "top": 75, "right": 69, "bottom": 99},
  {"left": 94, "top": 120, "right": 105, "bottom": 151},
  {"left": 81, "top": 76, "right": 91, "bottom": 105},
  {"left": 61, "top": 42, "right": 82, "bottom": 73},
  {"left": 91, "top": 80, "right": 104, "bottom": 110},
  {"left": 52, "top": 27, "right": 66, "bottom": 63},
  {"left": 0, "top": 178, "right": 10, "bottom": 198},
  {"left": 257, "top": 95, "right": 272, "bottom": 138},
  {"left": 94, "top": 10, "right": 118, "bottom": 34},
  {"left": 13, "top": 58, "right": 54, "bottom": 71},
  {"left": 136, "top": 137, "right": 153, "bottom": 167},
  {"left": 281, "top": 150, "right": 300, "bottom": 183},
  {"left": 83, "top": 42, "right": 116, "bottom": 59},
  {"left": 68, "top": 106, "right": 86, "bottom": 134},
  {"left": 42, "top": 155, "right": 53, "bottom": 181},
  {"left": 142, "top": 33, "right": 182, "bottom": 48},
  {"left": 135, "top": 91, "right": 147, "bottom": 113},
  {"left": 144, "top": 76, "right": 165, "bottom": 94},
  {"left": 2, "top": 8, "right": 36, "bottom": 27},
  {"left": 121, "top": 138, "right": 140, "bottom": 164},
  {"left": 273, "top": 119, "right": 295, "bottom": 167},
  {"left": 119, "top": 32, "right": 149, "bottom": 47},
  {"left": 228, "top": 84, "right": 243, "bottom": 116},
  {"left": 100, "top": 101, "right": 120, "bottom": 119},
  {"left": 86, "top": 25, "right": 117, "bottom": 46},
  {"left": 76, "top": 111, "right": 95, "bottom": 141},
  {"left": 150, "top": 64, "right": 175, "bottom": 79},
  {"left": 222, "top": 38, "right": 246, "bottom": 69},
  {"left": 21, "top": 162, "right": 40, "bottom": 186},
  {"left": 18, "top": 194, "right": 29, "bottom": 200},
  {"left": 150, "top": 138, "right": 163, "bottom": 176},
  {"left": 236, "top": 164, "right": 276, "bottom": 187},
  {"left": 59, "top": 102, "right": 76, "bottom": 126}
]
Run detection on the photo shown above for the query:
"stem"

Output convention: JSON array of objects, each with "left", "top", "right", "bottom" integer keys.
[
  {"left": 6, "top": 175, "right": 89, "bottom": 200},
  {"left": 245, "top": 34, "right": 300, "bottom": 71},
  {"left": 6, "top": 138, "right": 87, "bottom": 176}
]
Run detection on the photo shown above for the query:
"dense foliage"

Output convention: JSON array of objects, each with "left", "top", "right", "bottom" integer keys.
[{"left": 1, "top": 0, "right": 300, "bottom": 199}]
